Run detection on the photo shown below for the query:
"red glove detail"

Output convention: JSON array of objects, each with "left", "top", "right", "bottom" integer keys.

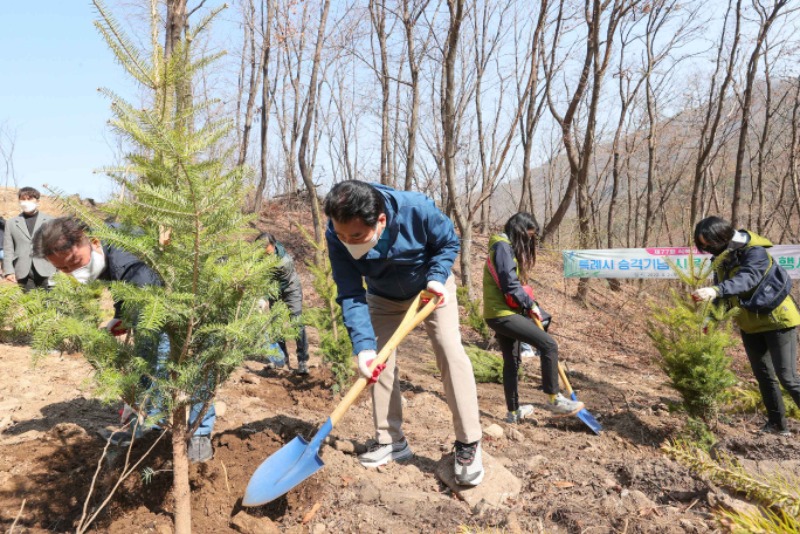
[
  {"left": 369, "top": 363, "right": 386, "bottom": 385},
  {"left": 109, "top": 323, "right": 128, "bottom": 337}
]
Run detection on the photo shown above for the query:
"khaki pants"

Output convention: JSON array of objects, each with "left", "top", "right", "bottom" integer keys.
[{"left": 366, "top": 275, "right": 482, "bottom": 444}]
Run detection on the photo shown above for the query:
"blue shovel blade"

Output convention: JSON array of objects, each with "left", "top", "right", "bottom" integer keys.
[
  {"left": 242, "top": 419, "right": 332, "bottom": 507},
  {"left": 570, "top": 391, "right": 602, "bottom": 435}
]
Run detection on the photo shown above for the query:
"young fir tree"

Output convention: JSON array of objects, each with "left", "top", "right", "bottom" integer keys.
[
  {"left": 296, "top": 223, "right": 354, "bottom": 393},
  {"left": 647, "top": 250, "right": 738, "bottom": 425},
  {"left": 0, "top": 3, "right": 291, "bottom": 532}
]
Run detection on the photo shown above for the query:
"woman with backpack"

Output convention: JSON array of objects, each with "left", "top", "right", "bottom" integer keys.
[
  {"left": 483, "top": 212, "right": 583, "bottom": 423},
  {"left": 692, "top": 216, "right": 800, "bottom": 436}
]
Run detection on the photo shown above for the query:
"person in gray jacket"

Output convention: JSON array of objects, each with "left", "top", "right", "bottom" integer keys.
[
  {"left": 3, "top": 187, "right": 56, "bottom": 290},
  {"left": 255, "top": 232, "right": 309, "bottom": 375}
]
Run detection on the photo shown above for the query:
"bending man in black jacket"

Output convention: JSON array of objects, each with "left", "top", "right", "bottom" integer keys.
[{"left": 33, "top": 217, "right": 216, "bottom": 461}]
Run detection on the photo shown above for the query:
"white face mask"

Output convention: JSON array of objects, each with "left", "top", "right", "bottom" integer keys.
[
  {"left": 70, "top": 249, "right": 106, "bottom": 284},
  {"left": 343, "top": 226, "right": 383, "bottom": 260},
  {"left": 20, "top": 201, "right": 38, "bottom": 214}
]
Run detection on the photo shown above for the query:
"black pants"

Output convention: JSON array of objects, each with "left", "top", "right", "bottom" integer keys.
[
  {"left": 486, "top": 314, "right": 559, "bottom": 412},
  {"left": 741, "top": 327, "right": 800, "bottom": 430},
  {"left": 270, "top": 289, "right": 309, "bottom": 364},
  {"left": 18, "top": 268, "right": 50, "bottom": 292}
]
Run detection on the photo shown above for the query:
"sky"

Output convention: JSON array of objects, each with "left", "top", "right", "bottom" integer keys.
[{"left": 0, "top": 2, "right": 134, "bottom": 201}]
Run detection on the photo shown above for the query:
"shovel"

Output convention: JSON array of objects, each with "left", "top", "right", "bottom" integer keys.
[
  {"left": 556, "top": 362, "right": 602, "bottom": 434},
  {"left": 531, "top": 316, "right": 602, "bottom": 435},
  {"left": 242, "top": 291, "right": 440, "bottom": 507}
]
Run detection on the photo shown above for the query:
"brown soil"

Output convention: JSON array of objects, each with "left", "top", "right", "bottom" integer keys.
[{"left": 1, "top": 201, "right": 799, "bottom": 533}]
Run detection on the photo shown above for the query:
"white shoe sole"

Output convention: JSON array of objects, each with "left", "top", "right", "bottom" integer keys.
[
  {"left": 358, "top": 445, "right": 413, "bottom": 468},
  {"left": 456, "top": 468, "right": 485, "bottom": 486}
]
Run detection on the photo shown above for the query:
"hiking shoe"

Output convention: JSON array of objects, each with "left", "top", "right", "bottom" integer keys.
[
  {"left": 505, "top": 404, "right": 534, "bottom": 424},
  {"left": 188, "top": 435, "right": 213, "bottom": 463},
  {"left": 758, "top": 422, "right": 791, "bottom": 437},
  {"left": 358, "top": 438, "right": 413, "bottom": 467},
  {"left": 96, "top": 422, "right": 151, "bottom": 447},
  {"left": 454, "top": 440, "right": 484, "bottom": 486},
  {"left": 294, "top": 361, "right": 310, "bottom": 375},
  {"left": 543, "top": 393, "right": 584, "bottom": 417}
]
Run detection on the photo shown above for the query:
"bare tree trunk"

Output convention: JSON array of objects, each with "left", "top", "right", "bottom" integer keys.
[
  {"left": 0, "top": 124, "right": 18, "bottom": 189},
  {"left": 171, "top": 406, "right": 191, "bottom": 534},
  {"left": 606, "top": 18, "right": 643, "bottom": 291},
  {"left": 402, "top": 0, "right": 432, "bottom": 190},
  {"left": 788, "top": 77, "right": 800, "bottom": 240},
  {"left": 370, "top": 0, "right": 392, "bottom": 186},
  {"left": 253, "top": 0, "right": 274, "bottom": 214},
  {"left": 754, "top": 45, "right": 775, "bottom": 233},
  {"left": 731, "top": 0, "right": 787, "bottom": 225},
  {"left": 689, "top": 0, "right": 740, "bottom": 225},
  {"left": 166, "top": 0, "right": 190, "bottom": 123},
  {"left": 518, "top": 1, "right": 548, "bottom": 215},
  {"left": 235, "top": 7, "right": 249, "bottom": 150},
  {"left": 238, "top": 0, "right": 264, "bottom": 167},
  {"left": 541, "top": 0, "right": 595, "bottom": 240},
  {"left": 298, "top": 0, "right": 331, "bottom": 264},
  {"left": 641, "top": 24, "right": 657, "bottom": 245},
  {"left": 442, "top": 0, "right": 470, "bottom": 288}
]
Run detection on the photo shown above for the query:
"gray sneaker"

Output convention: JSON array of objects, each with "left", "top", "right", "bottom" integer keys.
[
  {"left": 759, "top": 422, "right": 791, "bottom": 437},
  {"left": 454, "top": 440, "right": 484, "bottom": 486},
  {"left": 543, "top": 393, "right": 584, "bottom": 417},
  {"left": 188, "top": 435, "right": 213, "bottom": 463},
  {"left": 505, "top": 404, "right": 534, "bottom": 424},
  {"left": 358, "top": 438, "right": 413, "bottom": 467}
]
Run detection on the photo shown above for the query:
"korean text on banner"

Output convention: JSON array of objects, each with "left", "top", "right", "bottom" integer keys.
[{"left": 563, "top": 245, "right": 800, "bottom": 279}]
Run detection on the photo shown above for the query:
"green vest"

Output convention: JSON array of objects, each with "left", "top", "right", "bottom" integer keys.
[
  {"left": 714, "top": 231, "right": 800, "bottom": 334},
  {"left": 483, "top": 234, "right": 520, "bottom": 319}
]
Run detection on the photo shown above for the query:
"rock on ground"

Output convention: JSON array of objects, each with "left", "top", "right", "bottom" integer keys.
[
  {"left": 230, "top": 511, "right": 280, "bottom": 534},
  {"left": 483, "top": 424, "right": 504, "bottom": 439},
  {"left": 436, "top": 451, "right": 522, "bottom": 512}
]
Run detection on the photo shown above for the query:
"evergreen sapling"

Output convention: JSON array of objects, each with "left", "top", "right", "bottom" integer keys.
[
  {"left": 296, "top": 222, "right": 354, "bottom": 393},
  {"left": 647, "top": 250, "right": 738, "bottom": 425}
]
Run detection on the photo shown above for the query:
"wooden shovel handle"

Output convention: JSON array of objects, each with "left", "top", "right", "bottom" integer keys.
[
  {"left": 557, "top": 362, "right": 574, "bottom": 397},
  {"left": 329, "top": 291, "right": 440, "bottom": 427}
]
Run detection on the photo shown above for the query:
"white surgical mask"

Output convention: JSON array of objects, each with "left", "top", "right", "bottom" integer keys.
[
  {"left": 20, "top": 201, "right": 38, "bottom": 214},
  {"left": 343, "top": 226, "right": 383, "bottom": 260},
  {"left": 70, "top": 249, "right": 106, "bottom": 284}
]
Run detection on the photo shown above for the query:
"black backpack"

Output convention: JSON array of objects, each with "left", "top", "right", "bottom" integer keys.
[{"left": 737, "top": 252, "right": 792, "bottom": 314}]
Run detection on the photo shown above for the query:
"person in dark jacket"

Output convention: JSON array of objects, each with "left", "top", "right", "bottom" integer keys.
[
  {"left": 0, "top": 216, "right": 5, "bottom": 267},
  {"left": 324, "top": 180, "right": 484, "bottom": 486},
  {"left": 483, "top": 212, "right": 584, "bottom": 423},
  {"left": 255, "top": 232, "right": 309, "bottom": 375},
  {"left": 33, "top": 217, "right": 216, "bottom": 460},
  {"left": 692, "top": 216, "right": 800, "bottom": 436}
]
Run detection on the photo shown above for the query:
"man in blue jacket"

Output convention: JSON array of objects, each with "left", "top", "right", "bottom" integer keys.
[
  {"left": 324, "top": 180, "right": 484, "bottom": 486},
  {"left": 33, "top": 217, "right": 216, "bottom": 462}
]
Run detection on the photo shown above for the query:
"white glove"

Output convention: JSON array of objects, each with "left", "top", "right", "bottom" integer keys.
[
  {"left": 356, "top": 349, "right": 378, "bottom": 379},
  {"left": 103, "top": 318, "right": 127, "bottom": 336},
  {"left": 426, "top": 280, "right": 448, "bottom": 307},
  {"left": 529, "top": 303, "right": 543, "bottom": 322},
  {"left": 692, "top": 287, "right": 718, "bottom": 302},
  {"left": 119, "top": 403, "right": 135, "bottom": 424},
  {"left": 257, "top": 298, "right": 268, "bottom": 312}
]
